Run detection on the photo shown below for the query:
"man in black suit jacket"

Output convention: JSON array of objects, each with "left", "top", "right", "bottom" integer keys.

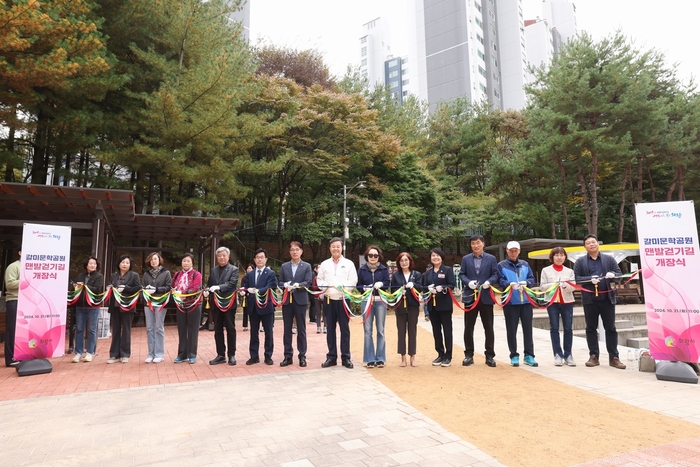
[
  {"left": 278, "top": 241, "right": 314, "bottom": 367},
  {"left": 458, "top": 235, "right": 499, "bottom": 368},
  {"left": 206, "top": 247, "right": 239, "bottom": 366},
  {"left": 244, "top": 248, "right": 278, "bottom": 365},
  {"left": 574, "top": 234, "right": 625, "bottom": 369}
]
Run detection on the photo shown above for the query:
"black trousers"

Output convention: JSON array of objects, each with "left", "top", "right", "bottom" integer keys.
[
  {"left": 463, "top": 301, "right": 495, "bottom": 359},
  {"left": 109, "top": 310, "right": 134, "bottom": 358},
  {"left": 325, "top": 299, "right": 351, "bottom": 362},
  {"left": 177, "top": 305, "right": 201, "bottom": 359},
  {"left": 583, "top": 300, "right": 619, "bottom": 360},
  {"left": 396, "top": 305, "right": 419, "bottom": 356},
  {"left": 241, "top": 303, "right": 249, "bottom": 328},
  {"left": 4, "top": 300, "right": 17, "bottom": 366},
  {"left": 213, "top": 305, "right": 236, "bottom": 358},
  {"left": 503, "top": 303, "right": 534, "bottom": 358},
  {"left": 429, "top": 309, "right": 453, "bottom": 359},
  {"left": 249, "top": 311, "right": 274, "bottom": 359},
  {"left": 283, "top": 302, "right": 307, "bottom": 358}
]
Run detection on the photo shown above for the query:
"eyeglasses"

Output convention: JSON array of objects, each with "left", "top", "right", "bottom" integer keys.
[{"left": 367, "top": 254, "right": 379, "bottom": 259}]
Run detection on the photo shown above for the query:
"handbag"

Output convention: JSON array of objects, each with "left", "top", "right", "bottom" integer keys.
[{"left": 639, "top": 351, "right": 655, "bottom": 372}]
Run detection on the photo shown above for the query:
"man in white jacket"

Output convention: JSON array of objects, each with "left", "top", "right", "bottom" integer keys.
[{"left": 316, "top": 237, "right": 358, "bottom": 369}]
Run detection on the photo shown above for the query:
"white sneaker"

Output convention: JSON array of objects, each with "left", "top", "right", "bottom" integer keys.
[
  {"left": 153, "top": 357, "right": 164, "bottom": 363},
  {"left": 82, "top": 353, "right": 93, "bottom": 362},
  {"left": 565, "top": 355, "right": 576, "bottom": 366},
  {"left": 121, "top": 357, "right": 129, "bottom": 363},
  {"left": 554, "top": 355, "right": 563, "bottom": 366},
  {"left": 72, "top": 353, "right": 82, "bottom": 363},
  {"left": 107, "top": 358, "right": 120, "bottom": 364},
  {"left": 144, "top": 356, "right": 154, "bottom": 363}
]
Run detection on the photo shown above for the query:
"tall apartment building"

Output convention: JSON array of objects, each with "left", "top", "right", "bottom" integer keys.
[
  {"left": 524, "top": 1, "right": 575, "bottom": 73},
  {"left": 359, "top": 17, "right": 393, "bottom": 87},
  {"left": 228, "top": 0, "right": 251, "bottom": 41},
  {"left": 542, "top": 0, "right": 577, "bottom": 44},
  {"left": 409, "top": 0, "right": 528, "bottom": 111}
]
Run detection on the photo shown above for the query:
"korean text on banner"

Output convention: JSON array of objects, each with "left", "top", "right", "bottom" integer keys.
[
  {"left": 14, "top": 223, "right": 72, "bottom": 360},
  {"left": 634, "top": 201, "right": 700, "bottom": 362}
]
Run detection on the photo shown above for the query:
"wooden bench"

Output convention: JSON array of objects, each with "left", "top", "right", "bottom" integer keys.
[{"left": 615, "top": 285, "right": 643, "bottom": 304}]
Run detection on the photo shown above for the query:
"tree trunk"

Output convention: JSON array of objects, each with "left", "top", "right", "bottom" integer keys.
[
  {"left": 134, "top": 169, "right": 145, "bottom": 214},
  {"left": 647, "top": 166, "right": 656, "bottom": 202},
  {"left": 636, "top": 154, "right": 643, "bottom": 203},
  {"left": 666, "top": 167, "right": 679, "bottom": 201},
  {"left": 557, "top": 158, "right": 569, "bottom": 239},
  {"left": 4, "top": 119, "right": 15, "bottom": 182},
  {"left": 589, "top": 151, "right": 599, "bottom": 236},
  {"left": 678, "top": 166, "right": 685, "bottom": 201},
  {"left": 617, "top": 163, "right": 630, "bottom": 243},
  {"left": 31, "top": 108, "right": 49, "bottom": 184},
  {"left": 146, "top": 174, "right": 155, "bottom": 214},
  {"left": 578, "top": 167, "right": 592, "bottom": 235}
]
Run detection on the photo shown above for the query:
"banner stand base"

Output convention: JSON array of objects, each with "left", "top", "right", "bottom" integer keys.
[
  {"left": 16, "top": 359, "right": 53, "bottom": 377},
  {"left": 655, "top": 361, "right": 698, "bottom": 384}
]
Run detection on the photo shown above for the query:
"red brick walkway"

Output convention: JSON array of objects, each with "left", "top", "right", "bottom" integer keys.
[{"left": 0, "top": 318, "right": 348, "bottom": 401}]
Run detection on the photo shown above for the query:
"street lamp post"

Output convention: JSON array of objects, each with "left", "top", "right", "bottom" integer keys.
[{"left": 342, "top": 181, "right": 366, "bottom": 258}]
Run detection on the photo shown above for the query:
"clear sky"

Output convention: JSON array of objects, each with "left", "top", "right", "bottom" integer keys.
[{"left": 249, "top": 0, "right": 698, "bottom": 87}]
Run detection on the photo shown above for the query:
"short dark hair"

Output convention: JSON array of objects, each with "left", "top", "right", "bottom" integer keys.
[
  {"left": 117, "top": 254, "right": 133, "bottom": 270},
  {"left": 364, "top": 245, "right": 383, "bottom": 262},
  {"left": 246, "top": 263, "right": 254, "bottom": 271},
  {"left": 329, "top": 237, "right": 343, "bottom": 246},
  {"left": 145, "top": 252, "right": 163, "bottom": 267},
  {"left": 469, "top": 234, "right": 485, "bottom": 244},
  {"left": 429, "top": 248, "right": 445, "bottom": 262},
  {"left": 549, "top": 247, "right": 568, "bottom": 263},
  {"left": 181, "top": 252, "right": 194, "bottom": 264},
  {"left": 254, "top": 248, "right": 268, "bottom": 258},
  {"left": 83, "top": 256, "right": 101, "bottom": 271},
  {"left": 289, "top": 241, "right": 302, "bottom": 250},
  {"left": 396, "top": 252, "right": 415, "bottom": 270},
  {"left": 583, "top": 234, "right": 597, "bottom": 244}
]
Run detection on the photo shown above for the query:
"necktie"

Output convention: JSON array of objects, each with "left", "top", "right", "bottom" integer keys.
[{"left": 256, "top": 269, "right": 261, "bottom": 286}]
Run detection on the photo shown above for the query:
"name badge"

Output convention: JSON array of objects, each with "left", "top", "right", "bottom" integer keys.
[{"left": 438, "top": 273, "right": 445, "bottom": 278}]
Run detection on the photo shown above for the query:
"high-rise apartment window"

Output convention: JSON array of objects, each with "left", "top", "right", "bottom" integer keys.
[
  {"left": 478, "top": 66, "right": 486, "bottom": 77},
  {"left": 474, "top": 1, "right": 481, "bottom": 12},
  {"left": 402, "top": 90, "right": 408, "bottom": 96},
  {"left": 361, "top": 59, "right": 367, "bottom": 66},
  {"left": 493, "top": 72, "right": 499, "bottom": 83},
  {"left": 489, "top": 9, "right": 495, "bottom": 20},
  {"left": 402, "top": 79, "right": 409, "bottom": 85},
  {"left": 491, "top": 56, "right": 498, "bottom": 67},
  {"left": 361, "top": 47, "right": 367, "bottom": 56},
  {"left": 388, "top": 59, "right": 398, "bottom": 67},
  {"left": 494, "top": 89, "right": 500, "bottom": 99},
  {"left": 402, "top": 57, "right": 408, "bottom": 64},
  {"left": 390, "top": 80, "right": 399, "bottom": 88},
  {"left": 477, "top": 34, "right": 484, "bottom": 44},
  {"left": 389, "top": 70, "right": 399, "bottom": 78},
  {"left": 492, "top": 41, "right": 497, "bottom": 52},
  {"left": 402, "top": 68, "right": 408, "bottom": 75},
  {"left": 361, "top": 36, "right": 367, "bottom": 44},
  {"left": 477, "top": 50, "right": 485, "bottom": 60},
  {"left": 475, "top": 17, "right": 482, "bottom": 28},
  {"left": 479, "top": 83, "right": 487, "bottom": 93}
]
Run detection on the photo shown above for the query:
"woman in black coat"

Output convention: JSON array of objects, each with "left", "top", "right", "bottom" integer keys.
[
  {"left": 391, "top": 252, "right": 423, "bottom": 367},
  {"left": 71, "top": 256, "right": 104, "bottom": 363},
  {"left": 422, "top": 248, "right": 455, "bottom": 367},
  {"left": 107, "top": 254, "right": 141, "bottom": 364}
]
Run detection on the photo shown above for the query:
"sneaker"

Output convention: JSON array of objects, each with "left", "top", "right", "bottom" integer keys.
[
  {"left": 366, "top": 362, "right": 376, "bottom": 368},
  {"left": 510, "top": 356, "right": 519, "bottom": 367},
  {"left": 524, "top": 356, "right": 538, "bottom": 367},
  {"left": 121, "top": 357, "right": 129, "bottom": 363},
  {"left": 323, "top": 326, "right": 327, "bottom": 334},
  {"left": 554, "top": 355, "right": 563, "bottom": 366},
  {"left": 107, "top": 358, "right": 120, "bottom": 364},
  {"left": 292, "top": 327, "right": 297, "bottom": 334},
  {"left": 82, "top": 353, "right": 93, "bottom": 363},
  {"left": 153, "top": 357, "right": 164, "bottom": 363},
  {"left": 432, "top": 356, "right": 444, "bottom": 366},
  {"left": 145, "top": 356, "right": 154, "bottom": 364},
  {"left": 565, "top": 355, "right": 576, "bottom": 367},
  {"left": 317, "top": 327, "right": 322, "bottom": 334},
  {"left": 376, "top": 361, "right": 385, "bottom": 368},
  {"left": 188, "top": 357, "right": 197, "bottom": 364},
  {"left": 440, "top": 358, "right": 451, "bottom": 367},
  {"left": 174, "top": 356, "right": 185, "bottom": 363},
  {"left": 72, "top": 353, "right": 82, "bottom": 363}
]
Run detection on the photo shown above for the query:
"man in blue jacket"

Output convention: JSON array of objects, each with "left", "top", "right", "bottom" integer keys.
[
  {"left": 574, "top": 234, "right": 625, "bottom": 369},
  {"left": 459, "top": 235, "right": 499, "bottom": 367},
  {"left": 278, "top": 241, "right": 313, "bottom": 367},
  {"left": 244, "top": 248, "right": 278, "bottom": 366},
  {"left": 498, "top": 241, "right": 537, "bottom": 367}
]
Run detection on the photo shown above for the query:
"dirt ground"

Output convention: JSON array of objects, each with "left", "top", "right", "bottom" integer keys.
[{"left": 349, "top": 312, "right": 700, "bottom": 467}]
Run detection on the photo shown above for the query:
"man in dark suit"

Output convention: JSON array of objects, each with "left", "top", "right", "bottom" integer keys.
[
  {"left": 244, "top": 248, "right": 278, "bottom": 365},
  {"left": 278, "top": 241, "right": 313, "bottom": 367},
  {"left": 574, "top": 234, "right": 625, "bottom": 369},
  {"left": 206, "top": 247, "right": 239, "bottom": 366},
  {"left": 458, "top": 235, "right": 499, "bottom": 368}
]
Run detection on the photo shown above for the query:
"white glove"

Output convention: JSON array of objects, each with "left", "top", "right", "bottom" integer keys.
[
  {"left": 405, "top": 281, "right": 414, "bottom": 289},
  {"left": 247, "top": 287, "right": 257, "bottom": 293},
  {"left": 560, "top": 282, "right": 569, "bottom": 290},
  {"left": 436, "top": 285, "right": 444, "bottom": 293},
  {"left": 203, "top": 290, "right": 210, "bottom": 298},
  {"left": 238, "top": 290, "right": 246, "bottom": 296},
  {"left": 510, "top": 282, "right": 520, "bottom": 290},
  {"left": 283, "top": 281, "right": 291, "bottom": 288},
  {"left": 591, "top": 276, "right": 600, "bottom": 285},
  {"left": 117, "top": 286, "right": 125, "bottom": 292},
  {"left": 373, "top": 281, "right": 383, "bottom": 289},
  {"left": 208, "top": 285, "right": 220, "bottom": 292},
  {"left": 518, "top": 280, "right": 527, "bottom": 286},
  {"left": 145, "top": 285, "right": 155, "bottom": 291},
  {"left": 428, "top": 284, "right": 436, "bottom": 294},
  {"left": 605, "top": 272, "right": 615, "bottom": 279},
  {"left": 468, "top": 280, "right": 477, "bottom": 290},
  {"left": 293, "top": 283, "right": 299, "bottom": 288},
  {"left": 482, "top": 281, "right": 490, "bottom": 289}
]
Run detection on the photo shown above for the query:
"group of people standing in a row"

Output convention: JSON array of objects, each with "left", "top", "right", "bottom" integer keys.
[{"left": 5, "top": 232, "right": 626, "bottom": 370}]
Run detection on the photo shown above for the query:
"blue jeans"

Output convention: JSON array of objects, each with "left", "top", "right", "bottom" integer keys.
[
  {"left": 362, "top": 299, "right": 387, "bottom": 363},
  {"left": 547, "top": 303, "right": 574, "bottom": 358},
  {"left": 75, "top": 307, "right": 100, "bottom": 355},
  {"left": 144, "top": 305, "right": 167, "bottom": 359}
]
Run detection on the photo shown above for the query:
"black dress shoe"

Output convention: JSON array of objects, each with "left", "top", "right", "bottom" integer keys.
[
  {"left": 321, "top": 359, "right": 337, "bottom": 368},
  {"left": 299, "top": 356, "right": 307, "bottom": 367},
  {"left": 199, "top": 323, "right": 208, "bottom": 331},
  {"left": 462, "top": 356, "right": 474, "bottom": 366},
  {"left": 342, "top": 359, "right": 354, "bottom": 369},
  {"left": 485, "top": 357, "right": 496, "bottom": 367},
  {"left": 228, "top": 356, "right": 237, "bottom": 366},
  {"left": 246, "top": 357, "right": 260, "bottom": 365},
  {"left": 264, "top": 356, "right": 274, "bottom": 365},
  {"left": 280, "top": 357, "right": 293, "bottom": 367},
  {"left": 209, "top": 355, "right": 226, "bottom": 365}
]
